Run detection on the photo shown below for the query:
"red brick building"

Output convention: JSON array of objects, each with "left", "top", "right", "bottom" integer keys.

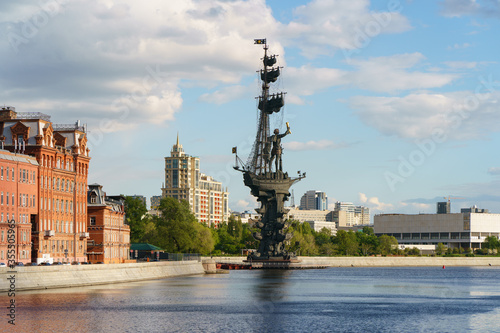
[
  {"left": 87, "top": 184, "right": 130, "bottom": 263},
  {"left": 0, "top": 106, "right": 90, "bottom": 264},
  {"left": 0, "top": 149, "right": 39, "bottom": 265}
]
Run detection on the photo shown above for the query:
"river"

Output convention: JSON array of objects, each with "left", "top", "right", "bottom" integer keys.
[{"left": 2, "top": 266, "right": 500, "bottom": 332}]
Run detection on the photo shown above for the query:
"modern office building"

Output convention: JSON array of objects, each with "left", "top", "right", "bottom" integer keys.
[
  {"left": 0, "top": 149, "right": 38, "bottom": 265},
  {"left": 161, "top": 135, "right": 229, "bottom": 227},
  {"left": 334, "top": 202, "right": 370, "bottom": 226},
  {"left": 150, "top": 195, "right": 161, "bottom": 210},
  {"left": 374, "top": 210, "right": 500, "bottom": 249},
  {"left": 87, "top": 184, "right": 130, "bottom": 263},
  {"left": 437, "top": 201, "right": 450, "bottom": 214},
  {"left": 299, "top": 190, "right": 328, "bottom": 210},
  {"left": 0, "top": 106, "right": 90, "bottom": 264}
]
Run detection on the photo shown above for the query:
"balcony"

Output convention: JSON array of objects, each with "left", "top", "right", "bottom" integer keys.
[
  {"left": 44, "top": 230, "right": 55, "bottom": 237},
  {"left": 80, "top": 232, "right": 90, "bottom": 239}
]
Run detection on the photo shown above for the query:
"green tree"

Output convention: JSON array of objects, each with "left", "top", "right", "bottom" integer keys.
[
  {"left": 436, "top": 243, "right": 446, "bottom": 255},
  {"left": 357, "top": 231, "right": 379, "bottom": 256},
  {"left": 378, "top": 235, "right": 398, "bottom": 255},
  {"left": 288, "top": 220, "right": 318, "bottom": 256},
  {"left": 362, "top": 226, "right": 374, "bottom": 235},
  {"left": 314, "top": 227, "right": 332, "bottom": 247},
  {"left": 124, "top": 196, "right": 148, "bottom": 242},
  {"left": 154, "top": 197, "right": 214, "bottom": 254},
  {"left": 484, "top": 236, "right": 500, "bottom": 250},
  {"left": 334, "top": 230, "right": 359, "bottom": 256}
]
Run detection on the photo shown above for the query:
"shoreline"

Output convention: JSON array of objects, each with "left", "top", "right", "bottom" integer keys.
[
  {"left": 213, "top": 256, "right": 500, "bottom": 267},
  {"left": 0, "top": 260, "right": 205, "bottom": 292},
  {"left": 3, "top": 256, "right": 499, "bottom": 292}
]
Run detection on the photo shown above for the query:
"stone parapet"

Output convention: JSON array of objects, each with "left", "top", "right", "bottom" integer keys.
[{"left": 0, "top": 261, "right": 204, "bottom": 292}]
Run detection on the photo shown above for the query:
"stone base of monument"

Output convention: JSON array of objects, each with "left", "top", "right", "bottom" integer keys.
[{"left": 243, "top": 257, "right": 326, "bottom": 269}]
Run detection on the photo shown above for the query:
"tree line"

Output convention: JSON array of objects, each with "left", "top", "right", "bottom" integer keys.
[{"left": 125, "top": 197, "right": 500, "bottom": 256}]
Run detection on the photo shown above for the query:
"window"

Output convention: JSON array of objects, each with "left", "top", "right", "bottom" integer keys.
[
  {"left": 11, "top": 193, "right": 14, "bottom": 206},
  {"left": 90, "top": 217, "right": 96, "bottom": 226},
  {"left": 6, "top": 167, "right": 9, "bottom": 181},
  {"left": 11, "top": 168, "right": 14, "bottom": 181},
  {"left": 1, "top": 192, "right": 3, "bottom": 205},
  {"left": 1, "top": 166, "right": 3, "bottom": 180}
]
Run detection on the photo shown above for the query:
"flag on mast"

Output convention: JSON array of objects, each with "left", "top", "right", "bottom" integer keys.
[{"left": 254, "top": 39, "right": 266, "bottom": 45}]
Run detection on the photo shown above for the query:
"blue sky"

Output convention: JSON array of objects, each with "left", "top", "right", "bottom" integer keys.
[{"left": 1, "top": 0, "right": 500, "bottom": 220}]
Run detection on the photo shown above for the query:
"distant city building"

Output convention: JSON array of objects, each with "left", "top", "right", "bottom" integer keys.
[
  {"left": 334, "top": 202, "right": 370, "bottom": 227},
  {"left": 437, "top": 201, "right": 450, "bottom": 214},
  {"left": 130, "top": 195, "right": 147, "bottom": 208},
  {"left": 374, "top": 210, "right": 500, "bottom": 250},
  {"left": 461, "top": 206, "right": 489, "bottom": 214},
  {"left": 87, "top": 184, "right": 130, "bottom": 264},
  {"left": 161, "top": 135, "right": 229, "bottom": 227},
  {"left": 299, "top": 190, "right": 328, "bottom": 210},
  {"left": 0, "top": 106, "right": 90, "bottom": 264},
  {"left": 287, "top": 208, "right": 332, "bottom": 222},
  {"left": 150, "top": 195, "right": 161, "bottom": 210},
  {"left": 232, "top": 211, "right": 260, "bottom": 224},
  {"left": 286, "top": 208, "right": 337, "bottom": 234},
  {"left": 305, "top": 221, "right": 336, "bottom": 233}
]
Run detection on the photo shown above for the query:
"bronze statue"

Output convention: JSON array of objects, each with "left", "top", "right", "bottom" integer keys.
[{"left": 268, "top": 123, "right": 291, "bottom": 172}]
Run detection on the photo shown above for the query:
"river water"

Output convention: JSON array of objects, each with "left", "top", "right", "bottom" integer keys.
[{"left": 2, "top": 266, "right": 500, "bottom": 332}]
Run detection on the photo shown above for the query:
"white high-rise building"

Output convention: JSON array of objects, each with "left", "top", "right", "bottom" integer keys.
[
  {"left": 334, "top": 201, "right": 370, "bottom": 227},
  {"left": 161, "top": 135, "right": 229, "bottom": 227}
]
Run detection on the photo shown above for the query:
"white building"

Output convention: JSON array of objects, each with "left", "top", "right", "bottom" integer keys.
[
  {"left": 334, "top": 202, "right": 370, "bottom": 226},
  {"left": 286, "top": 208, "right": 336, "bottom": 234},
  {"left": 374, "top": 212, "right": 500, "bottom": 249}
]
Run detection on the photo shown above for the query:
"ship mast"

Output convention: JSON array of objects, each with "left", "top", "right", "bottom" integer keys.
[{"left": 247, "top": 39, "right": 284, "bottom": 175}]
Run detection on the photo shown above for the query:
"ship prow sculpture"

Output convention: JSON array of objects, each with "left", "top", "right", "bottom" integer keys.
[{"left": 233, "top": 39, "right": 305, "bottom": 262}]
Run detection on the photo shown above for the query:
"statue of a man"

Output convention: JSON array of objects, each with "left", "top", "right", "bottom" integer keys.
[{"left": 268, "top": 123, "right": 291, "bottom": 172}]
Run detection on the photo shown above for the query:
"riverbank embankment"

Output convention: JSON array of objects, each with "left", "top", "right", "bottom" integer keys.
[
  {"left": 0, "top": 260, "right": 205, "bottom": 292},
  {"left": 213, "top": 256, "right": 500, "bottom": 267}
]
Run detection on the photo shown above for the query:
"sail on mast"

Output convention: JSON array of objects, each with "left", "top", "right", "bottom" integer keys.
[{"left": 246, "top": 40, "right": 285, "bottom": 174}]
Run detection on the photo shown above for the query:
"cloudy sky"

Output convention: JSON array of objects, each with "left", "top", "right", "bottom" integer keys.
[{"left": 1, "top": 0, "right": 500, "bottom": 220}]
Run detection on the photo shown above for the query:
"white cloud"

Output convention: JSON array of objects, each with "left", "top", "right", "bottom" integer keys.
[
  {"left": 443, "top": 61, "right": 477, "bottom": 69},
  {"left": 488, "top": 167, "right": 500, "bottom": 175},
  {"left": 199, "top": 84, "right": 251, "bottom": 104},
  {"left": 440, "top": 0, "right": 500, "bottom": 19},
  {"left": 0, "top": 0, "right": 277, "bottom": 129},
  {"left": 283, "top": 0, "right": 412, "bottom": 57},
  {"left": 347, "top": 53, "right": 458, "bottom": 93},
  {"left": 447, "top": 43, "right": 472, "bottom": 50},
  {"left": 350, "top": 90, "right": 500, "bottom": 140},
  {"left": 284, "top": 139, "right": 346, "bottom": 151},
  {"left": 358, "top": 192, "right": 393, "bottom": 211}
]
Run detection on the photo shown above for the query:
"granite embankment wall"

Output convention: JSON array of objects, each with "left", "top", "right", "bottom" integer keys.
[
  {"left": 214, "top": 256, "right": 500, "bottom": 267},
  {"left": 0, "top": 261, "right": 205, "bottom": 292}
]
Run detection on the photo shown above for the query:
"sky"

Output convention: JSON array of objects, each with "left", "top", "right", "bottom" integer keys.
[{"left": 1, "top": 0, "right": 500, "bottom": 221}]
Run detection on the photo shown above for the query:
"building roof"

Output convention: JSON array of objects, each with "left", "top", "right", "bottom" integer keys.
[{"left": 130, "top": 243, "right": 162, "bottom": 251}]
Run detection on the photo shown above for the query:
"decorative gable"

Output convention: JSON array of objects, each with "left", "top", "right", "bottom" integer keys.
[
  {"left": 10, "top": 121, "right": 30, "bottom": 144},
  {"left": 43, "top": 124, "right": 54, "bottom": 147},
  {"left": 54, "top": 132, "right": 67, "bottom": 147}
]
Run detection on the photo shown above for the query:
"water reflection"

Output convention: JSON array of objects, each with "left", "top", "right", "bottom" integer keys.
[{"left": 1, "top": 267, "right": 500, "bottom": 332}]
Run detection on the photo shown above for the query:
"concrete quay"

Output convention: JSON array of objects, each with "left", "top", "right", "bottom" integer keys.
[
  {"left": 0, "top": 261, "right": 205, "bottom": 292},
  {"left": 213, "top": 256, "right": 500, "bottom": 268}
]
